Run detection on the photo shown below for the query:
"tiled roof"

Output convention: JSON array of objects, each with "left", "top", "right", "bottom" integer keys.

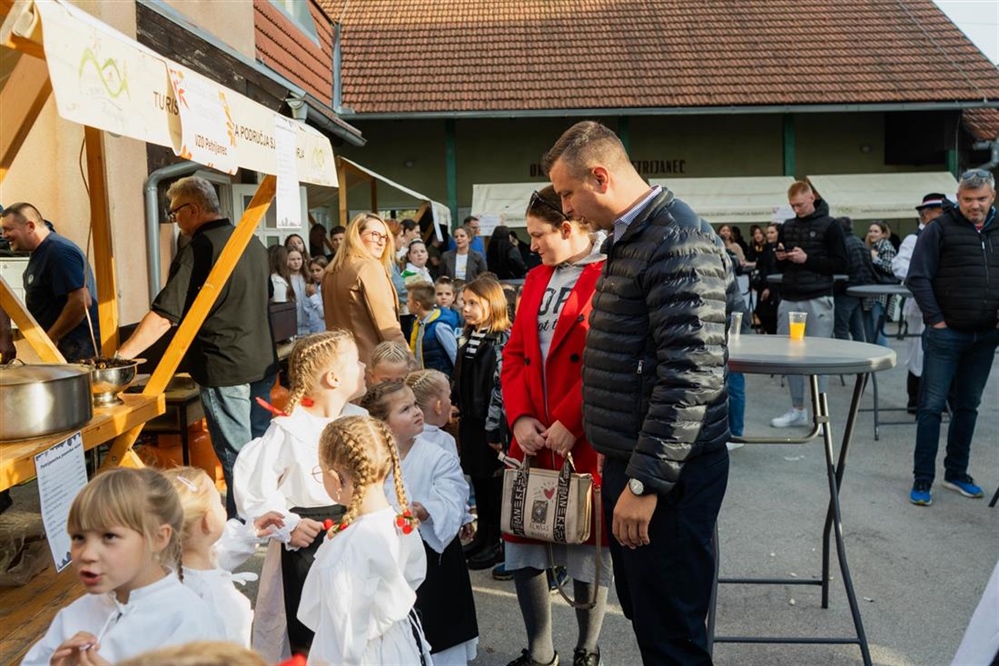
[
  {"left": 326, "top": 0, "right": 999, "bottom": 115},
  {"left": 963, "top": 108, "right": 999, "bottom": 141},
  {"left": 255, "top": 0, "right": 334, "bottom": 104}
]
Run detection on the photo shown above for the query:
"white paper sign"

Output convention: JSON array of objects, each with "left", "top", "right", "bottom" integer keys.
[
  {"left": 34, "top": 432, "right": 88, "bottom": 571},
  {"left": 274, "top": 115, "right": 302, "bottom": 230}
]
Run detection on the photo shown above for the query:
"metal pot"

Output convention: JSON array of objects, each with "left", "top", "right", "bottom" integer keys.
[{"left": 0, "top": 362, "right": 93, "bottom": 441}]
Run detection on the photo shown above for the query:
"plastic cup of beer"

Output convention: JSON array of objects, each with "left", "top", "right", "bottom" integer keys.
[
  {"left": 730, "top": 312, "right": 743, "bottom": 339},
  {"left": 788, "top": 312, "right": 807, "bottom": 341}
]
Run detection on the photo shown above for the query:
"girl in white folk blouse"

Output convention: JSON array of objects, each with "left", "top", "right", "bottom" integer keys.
[{"left": 23, "top": 468, "right": 225, "bottom": 666}]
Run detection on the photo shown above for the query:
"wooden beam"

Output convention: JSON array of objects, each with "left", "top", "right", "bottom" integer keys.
[
  {"left": 83, "top": 126, "right": 119, "bottom": 355},
  {"left": 102, "top": 176, "right": 277, "bottom": 468},
  {"left": 0, "top": 54, "right": 50, "bottom": 183},
  {"left": 338, "top": 159, "right": 348, "bottom": 225},
  {"left": 0, "top": 275, "right": 64, "bottom": 363}
]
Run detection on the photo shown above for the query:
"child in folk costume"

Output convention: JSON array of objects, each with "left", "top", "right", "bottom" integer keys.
[
  {"left": 23, "top": 469, "right": 225, "bottom": 666},
  {"left": 163, "top": 467, "right": 284, "bottom": 648},
  {"left": 368, "top": 339, "right": 420, "bottom": 385},
  {"left": 298, "top": 416, "right": 432, "bottom": 665},
  {"left": 233, "top": 330, "right": 368, "bottom": 661},
  {"left": 363, "top": 381, "right": 480, "bottom": 665},
  {"left": 406, "top": 369, "right": 459, "bottom": 458},
  {"left": 454, "top": 276, "right": 512, "bottom": 571}
]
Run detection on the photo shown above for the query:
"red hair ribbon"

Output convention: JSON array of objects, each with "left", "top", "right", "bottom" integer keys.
[{"left": 254, "top": 396, "right": 288, "bottom": 417}]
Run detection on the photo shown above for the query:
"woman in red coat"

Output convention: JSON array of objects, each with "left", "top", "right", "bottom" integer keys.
[{"left": 500, "top": 186, "right": 611, "bottom": 666}]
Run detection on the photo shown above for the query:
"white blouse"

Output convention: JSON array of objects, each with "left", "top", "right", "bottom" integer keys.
[{"left": 22, "top": 574, "right": 225, "bottom": 665}]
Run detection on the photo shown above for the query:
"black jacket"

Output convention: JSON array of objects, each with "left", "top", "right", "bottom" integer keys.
[
  {"left": 582, "top": 189, "right": 732, "bottom": 495},
  {"left": 777, "top": 199, "right": 848, "bottom": 300},
  {"left": 906, "top": 205, "right": 999, "bottom": 331}
]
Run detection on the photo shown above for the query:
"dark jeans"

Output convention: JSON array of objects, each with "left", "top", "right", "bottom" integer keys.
[
  {"left": 602, "top": 449, "right": 729, "bottom": 665},
  {"left": 913, "top": 326, "right": 999, "bottom": 484},
  {"left": 833, "top": 294, "right": 866, "bottom": 342},
  {"left": 727, "top": 372, "right": 745, "bottom": 437},
  {"left": 201, "top": 374, "right": 276, "bottom": 518}
]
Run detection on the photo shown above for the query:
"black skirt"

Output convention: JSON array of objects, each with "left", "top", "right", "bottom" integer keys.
[
  {"left": 281, "top": 504, "right": 345, "bottom": 654},
  {"left": 415, "top": 534, "right": 479, "bottom": 653}
]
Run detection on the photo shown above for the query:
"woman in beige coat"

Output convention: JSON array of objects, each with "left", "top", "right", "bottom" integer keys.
[{"left": 322, "top": 212, "right": 406, "bottom": 364}]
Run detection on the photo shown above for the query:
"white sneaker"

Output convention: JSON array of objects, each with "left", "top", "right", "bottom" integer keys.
[
  {"left": 771, "top": 408, "right": 809, "bottom": 428},
  {"left": 726, "top": 441, "right": 745, "bottom": 451}
]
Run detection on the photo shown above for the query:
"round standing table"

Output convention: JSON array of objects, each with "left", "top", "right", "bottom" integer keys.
[{"left": 709, "top": 335, "right": 896, "bottom": 666}]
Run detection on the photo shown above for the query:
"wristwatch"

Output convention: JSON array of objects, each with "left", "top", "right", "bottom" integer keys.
[{"left": 628, "top": 478, "right": 647, "bottom": 496}]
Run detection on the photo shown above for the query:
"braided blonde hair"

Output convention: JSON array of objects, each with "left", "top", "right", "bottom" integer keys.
[
  {"left": 405, "top": 369, "right": 450, "bottom": 413},
  {"left": 368, "top": 340, "right": 418, "bottom": 373},
  {"left": 67, "top": 468, "right": 185, "bottom": 581},
  {"left": 161, "top": 467, "right": 218, "bottom": 546},
  {"left": 286, "top": 329, "right": 358, "bottom": 412},
  {"left": 318, "top": 415, "right": 408, "bottom": 531}
]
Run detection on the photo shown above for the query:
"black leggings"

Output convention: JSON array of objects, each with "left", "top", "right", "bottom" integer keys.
[{"left": 470, "top": 475, "right": 503, "bottom": 547}]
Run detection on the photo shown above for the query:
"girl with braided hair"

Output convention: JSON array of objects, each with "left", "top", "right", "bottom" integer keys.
[
  {"left": 299, "top": 415, "right": 432, "bottom": 665},
  {"left": 233, "top": 330, "right": 368, "bottom": 662},
  {"left": 364, "top": 381, "right": 479, "bottom": 665},
  {"left": 23, "top": 469, "right": 226, "bottom": 666}
]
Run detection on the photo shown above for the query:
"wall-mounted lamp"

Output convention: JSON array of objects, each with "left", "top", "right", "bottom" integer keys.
[{"left": 285, "top": 93, "right": 309, "bottom": 122}]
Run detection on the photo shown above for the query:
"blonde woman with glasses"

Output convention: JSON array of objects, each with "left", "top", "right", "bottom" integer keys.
[{"left": 323, "top": 212, "right": 407, "bottom": 364}]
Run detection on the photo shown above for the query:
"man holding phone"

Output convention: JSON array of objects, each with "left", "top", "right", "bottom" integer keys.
[{"left": 770, "top": 181, "right": 848, "bottom": 428}]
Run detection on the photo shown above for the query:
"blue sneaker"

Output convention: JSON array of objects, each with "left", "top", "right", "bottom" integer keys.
[
  {"left": 909, "top": 481, "right": 932, "bottom": 506},
  {"left": 548, "top": 566, "right": 568, "bottom": 591},
  {"left": 942, "top": 475, "right": 984, "bottom": 499}
]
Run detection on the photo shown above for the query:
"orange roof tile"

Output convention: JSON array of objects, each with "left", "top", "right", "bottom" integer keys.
[
  {"left": 255, "top": 0, "right": 334, "bottom": 104},
  {"left": 324, "top": 0, "right": 999, "bottom": 115},
  {"left": 963, "top": 108, "right": 999, "bottom": 141}
]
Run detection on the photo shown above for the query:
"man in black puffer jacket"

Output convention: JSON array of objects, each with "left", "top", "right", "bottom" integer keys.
[
  {"left": 905, "top": 168, "right": 999, "bottom": 507},
  {"left": 544, "top": 121, "right": 732, "bottom": 665},
  {"left": 770, "top": 181, "right": 848, "bottom": 429}
]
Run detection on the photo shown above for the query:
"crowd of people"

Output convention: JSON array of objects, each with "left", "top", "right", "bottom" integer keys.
[{"left": 8, "top": 121, "right": 998, "bottom": 665}]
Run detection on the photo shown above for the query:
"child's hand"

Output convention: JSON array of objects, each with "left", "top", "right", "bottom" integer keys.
[
  {"left": 460, "top": 521, "right": 476, "bottom": 542},
  {"left": 78, "top": 646, "right": 112, "bottom": 666},
  {"left": 290, "top": 518, "right": 323, "bottom": 548},
  {"left": 51, "top": 632, "right": 99, "bottom": 666},
  {"left": 450, "top": 405, "right": 460, "bottom": 421},
  {"left": 411, "top": 501, "right": 429, "bottom": 522},
  {"left": 253, "top": 511, "right": 286, "bottom": 537}
]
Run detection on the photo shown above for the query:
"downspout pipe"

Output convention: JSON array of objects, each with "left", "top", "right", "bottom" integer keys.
[
  {"left": 144, "top": 160, "right": 198, "bottom": 303},
  {"left": 972, "top": 134, "right": 999, "bottom": 171}
]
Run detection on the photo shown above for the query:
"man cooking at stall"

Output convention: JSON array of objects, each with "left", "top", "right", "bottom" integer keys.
[
  {"left": 1, "top": 203, "right": 100, "bottom": 361},
  {"left": 116, "top": 176, "right": 277, "bottom": 519}
]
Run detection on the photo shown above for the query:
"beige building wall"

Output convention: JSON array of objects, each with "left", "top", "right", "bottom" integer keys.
[{"left": 2, "top": 1, "right": 257, "bottom": 330}]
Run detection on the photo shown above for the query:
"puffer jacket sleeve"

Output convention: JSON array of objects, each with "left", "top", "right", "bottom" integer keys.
[{"left": 625, "top": 223, "right": 731, "bottom": 493}]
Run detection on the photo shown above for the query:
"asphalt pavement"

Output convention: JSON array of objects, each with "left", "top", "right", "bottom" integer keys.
[{"left": 5, "top": 334, "right": 996, "bottom": 665}]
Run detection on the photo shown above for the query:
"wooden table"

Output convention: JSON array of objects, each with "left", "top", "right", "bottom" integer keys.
[{"left": 0, "top": 393, "right": 166, "bottom": 492}]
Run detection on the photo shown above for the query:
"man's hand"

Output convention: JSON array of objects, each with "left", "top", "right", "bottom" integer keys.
[
  {"left": 612, "top": 488, "right": 657, "bottom": 549},
  {"left": 785, "top": 247, "right": 808, "bottom": 264},
  {"left": 543, "top": 420, "right": 576, "bottom": 457},
  {"left": 512, "top": 416, "right": 547, "bottom": 455},
  {"left": 289, "top": 517, "right": 323, "bottom": 548},
  {"left": 932, "top": 322, "right": 947, "bottom": 329}
]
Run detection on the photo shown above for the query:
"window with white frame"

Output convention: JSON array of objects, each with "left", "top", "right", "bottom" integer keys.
[{"left": 269, "top": 0, "right": 319, "bottom": 41}]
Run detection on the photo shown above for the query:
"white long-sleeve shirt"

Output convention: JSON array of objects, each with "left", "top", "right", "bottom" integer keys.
[{"left": 22, "top": 574, "right": 225, "bottom": 665}]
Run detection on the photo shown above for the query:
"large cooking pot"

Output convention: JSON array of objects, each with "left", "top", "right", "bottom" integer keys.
[{"left": 0, "top": 362, "right": 93, "bottom": 441}]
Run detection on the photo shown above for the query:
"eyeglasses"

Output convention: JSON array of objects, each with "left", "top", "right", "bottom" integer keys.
[
  {"left": 167, "top": 203, "right": 192, "bottom": 221},
  {"left": 960, "top": 168, "right": 995, "bottom": 182},
  {"left": 528, "top": 190, "right": 568, "bottom": 221},
  {"left": 362, "top": 229, "right": 389, "bottom": 243}
]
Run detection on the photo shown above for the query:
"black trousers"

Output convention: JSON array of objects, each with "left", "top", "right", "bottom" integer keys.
[
  {"left": 602, "top": 449, "right": 729, "bottom": 665},
  {"left": 281, "top": 504, "right": 345, "bottom": 654}
]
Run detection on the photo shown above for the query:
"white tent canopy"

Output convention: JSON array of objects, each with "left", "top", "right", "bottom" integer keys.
[
  {"left": 806, "top": 172, "right": 959, "bottom": 220},
  {"left": 649, "top": 176, "right": 796, "bottom": 225},
  {"left": 471, "top": 183, "right": 540, "bottom": 228},
  {"left": 339, "top": 157, "right": 451, "bottom": 232},
  {"left": 472, "top": 177, "right": 797, "bottom": 228}
]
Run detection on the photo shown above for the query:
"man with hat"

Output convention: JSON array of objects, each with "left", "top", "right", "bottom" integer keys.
[{"left": 891, "top": 193, "right": 947, "bottom": 412}]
